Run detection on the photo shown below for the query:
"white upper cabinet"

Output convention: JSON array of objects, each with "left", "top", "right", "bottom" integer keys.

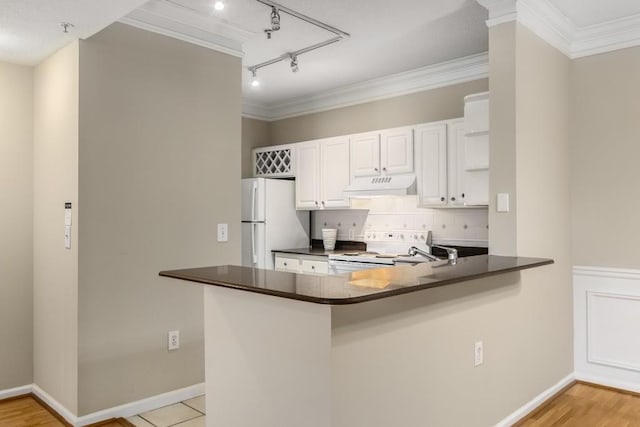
[
  {"left": 295, "top": 141, "right": 321, "bottom": 210},
  {"left": 349, "top": 132, "right": 380, "bottom": 177},
  {"left": 350, "top": 127, "right": 414, "bottom": 177},
  {"left": 415, "top": 123, "right": 448, "bottom": 207},
  {"left": 462, "top": 92, "right": 489, "bottom": 206},
  {"left": 447, "top": 119, "right": 467, "bottom": 207},
  {"left": 320, "top": 136, "right": 351, "bottom": 209},
  {"left": 380, "top": 127, "right": 414, "bottom": 175},
  {"left": 296, "top": 137, "right": 350, "bottom": 210}
]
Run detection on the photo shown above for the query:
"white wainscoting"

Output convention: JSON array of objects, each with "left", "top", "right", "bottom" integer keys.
[{"left": 574, "top": 266, "right": 640, "bottom": 392}]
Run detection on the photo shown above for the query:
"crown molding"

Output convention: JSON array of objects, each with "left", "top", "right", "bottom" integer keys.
[
  {"left": 242, "top": 52, "right": 489, "bottom": 122},
  {"left": 476, "top": 0, "right": 640, "bottom": 59},
  {"left": 120, "top": 0, "right": 252, "bottom": 58},
  {"left": 572, "top": 13, "right": 640, "bottom": 58}
]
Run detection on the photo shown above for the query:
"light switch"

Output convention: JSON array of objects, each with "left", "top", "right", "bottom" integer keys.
[
  {"left": 497, "top": 193, "right": 510, "bottom": 213},
  {"left": 64, "top": 226, "right": 72, "bottom": 249},
  {"left": 217, "top": 223, "right": 228, "bottom": 242}
]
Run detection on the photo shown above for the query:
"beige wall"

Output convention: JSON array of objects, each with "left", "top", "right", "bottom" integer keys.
[
  {"left": 241, "top": 117, "right": 271, "bottom": 178},
  {"left": 0, "top": 61, "right": 34, "bottom": 390},
  {"left": 77, "top": 23, "right": 241, "bottom": 414},
  {"left": 570, "top": 46, "right": 640, "bottom": 268},
  {"left": 487, "top": 23, "right": 517, "bottom": 256},
  {"left": 332, "top": 23, "right": 571, "bottom": 426},
  {"left": 268, "top": 80, "right": 488, "bottom": 144},
  {"left": 33, "top": 41, "right": 80, "bottom": 413}
]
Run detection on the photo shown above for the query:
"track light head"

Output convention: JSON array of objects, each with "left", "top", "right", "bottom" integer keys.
[
  {"left": 265, "top": 29, "right": 273, "bottom": 40},
  {"left": 290, "top": 54, "right": 299, "bottom": 73},
  {"left": 271, "top": 7, "right": 281, "bottom": 31},
  {"left": 250, "top": 69, "right": 260, "bottom": 87}
]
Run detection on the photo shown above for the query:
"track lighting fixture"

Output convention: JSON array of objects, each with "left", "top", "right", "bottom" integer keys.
[
  {"left": 248, "top": 0, "right": 350, "bottom": 85},
  {"left": 213, "top": 1, "right": 225, "bottom": 11},
  {"left": 290, "top": 54, "right": 299, "bottom": 73},
  {"left": 270, "top": 7, "right": 281, "bottom": 31},
  {"left": 250, "top": 69, "right": 260, "bottom": 87}
]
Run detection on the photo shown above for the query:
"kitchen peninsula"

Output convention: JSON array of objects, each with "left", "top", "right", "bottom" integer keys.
[{"left": 160, "top": 255, "right": 552, "bottom": 427}]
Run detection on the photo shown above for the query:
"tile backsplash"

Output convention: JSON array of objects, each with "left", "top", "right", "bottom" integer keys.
[{"left": 312, "top": 196, "right": 488, "bottom": 246}]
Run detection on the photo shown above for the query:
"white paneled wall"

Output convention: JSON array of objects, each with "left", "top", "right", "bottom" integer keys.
[
  {"left": 311, "top": 196, "right": 488, "bottom": 246},
  {"left": 574, "top": 266, "right": 640, "bottom": 393}
]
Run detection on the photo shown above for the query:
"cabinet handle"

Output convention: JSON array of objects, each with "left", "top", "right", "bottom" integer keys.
[
  {"left": 374, "top": 167, "right": 379, "bottom": 172},
  {"left": 462, "top": 193, "right": 465, "bottom": 198},
  {"left": 311, "top": 265, "right": 315, "bottom": 270},
  {"left": 321, "top": 201, "right": 325, "bottom": 205},
  {"left": 315, "top": 201, "right": 318, "bottom": 205},
  {"left": 382, "top": 167, "right": 387, "bottom": 172},
  {"left": 284, "top": 262, "right": 287, "bottom": 266},
  {"left": 451, "top": 197, "right": 456, "bottom": 201},
  {"left": 440, "top": 197, "right": 445, "bottom": 202}
]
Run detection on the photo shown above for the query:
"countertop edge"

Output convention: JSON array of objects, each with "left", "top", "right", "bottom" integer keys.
[{"left": 159, "top": 257, "right": 554, "bottom": 305}]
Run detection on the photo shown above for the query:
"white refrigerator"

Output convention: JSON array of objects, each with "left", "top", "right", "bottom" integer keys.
[{"left": 241, "top": 178, "right": 309, "bottom": 269}]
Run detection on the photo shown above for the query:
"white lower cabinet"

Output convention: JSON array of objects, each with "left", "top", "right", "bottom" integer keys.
[
  {"left": 296, "top": 137, "right": 350, "bottom": 210},
  {"left": 274, "top": 253, "right": 329, "bottom": 275}
]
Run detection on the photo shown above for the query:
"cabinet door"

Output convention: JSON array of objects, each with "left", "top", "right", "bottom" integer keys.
[
  {"left": 321, "top": 136, "right": 351, "bottom": 209},
  {"left": 447, "top": 119, "right": 466, "bottom": 207},
  {"left": 415, "top": 123, "right": 448, "bottom": 207},
  {"left": 349, "top": 132, "right": 380, "bottom": 177},
  {"left": 380, "top": 127, "right": 414, "bottom": 175},
  {"left": 295, "top": 141, "right": 321, "bottom": 210}
]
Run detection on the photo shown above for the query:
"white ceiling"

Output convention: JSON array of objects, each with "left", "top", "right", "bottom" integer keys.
[
  {"left": 550, "top": 0, "right": 640, "bottom": 27},
  {"left": 0, "top": 0, "right": 149, "bottom": 65},
  {"left": 1, "top": 0, "right": 640, "bottom": 112}
]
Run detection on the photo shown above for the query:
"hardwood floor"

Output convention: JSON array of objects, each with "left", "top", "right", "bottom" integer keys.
[
  {"left": 0, "top": 395, "right": 132, "bottom": 427},
  {"left": 4, "top": 382, "right": 640, "bottom": 426},
  {"left": 517, "top": 382, "right": 640, "bottom": 426}
]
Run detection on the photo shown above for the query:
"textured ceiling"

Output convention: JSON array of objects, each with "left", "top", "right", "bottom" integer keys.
[
  {"left": 2, "top": 0, "right": 640, "bottom": 107},
  {"left": 0, "top": 0, "right": 149, "bottom": 65}
]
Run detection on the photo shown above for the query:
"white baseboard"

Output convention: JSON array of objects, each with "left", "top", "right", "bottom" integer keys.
[
  {"left": 75, "top": 383, "right": 205, "bottom": 426},
  {"left": 0, "top": 384, "right": 32, "bottom": 400},
  {"left": 575, "top": 372, "right": 640, "bottom": 394},
  {"left": 32, "top": 384, "right": 79, "bottom": 425},
  {"left": 3, "top": 382, "right": 204, "bottom": 427},
  {"left": 494, "top": 373, "right": 575, "bottom": 427}
]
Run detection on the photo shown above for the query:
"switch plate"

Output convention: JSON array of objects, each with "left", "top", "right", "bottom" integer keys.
[
  {"left": 217, "top": 223, "right": 228, "bottom": 242},
  {"left": 64, "top": 226, "right": 71, "bottom": 249},
  {"left": 497, "top": 193, "right": 510, "bottom": 213},
  {"left": 474, "top": 341, "right": 484, "bottom": 367}
]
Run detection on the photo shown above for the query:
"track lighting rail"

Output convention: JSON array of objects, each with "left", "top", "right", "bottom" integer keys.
[{"left": 248, "top": 0, "right": 350, "bottom": 82}]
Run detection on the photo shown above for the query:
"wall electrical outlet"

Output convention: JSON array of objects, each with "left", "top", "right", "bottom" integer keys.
[
  {"left": 168, "top": 330, "right": 180, "bottom": 351},
  {"left": 217, "top": 223, "right": 228, "bottom": 242},
  {"left": 474, "top": 341, "right": 484, "bottom": 367}
]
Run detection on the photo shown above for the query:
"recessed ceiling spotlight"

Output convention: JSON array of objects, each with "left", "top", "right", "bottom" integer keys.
[
  {"left": 250, "top": 69, "right": 260, "bottom": 87},
  {"left": 213, "top": 1, "right": 225, "bottom": 11}
]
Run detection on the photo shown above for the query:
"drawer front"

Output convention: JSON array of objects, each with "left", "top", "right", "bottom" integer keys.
[
  {"left": 275, "top": 256, "right": 300, "bottom": 272},
  {"left": 300, "top": 259, "right": 329, "bottom": 274}
]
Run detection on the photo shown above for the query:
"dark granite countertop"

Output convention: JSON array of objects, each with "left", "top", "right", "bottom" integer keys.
[{"left": 159, "top": 255, "right": 553, "bottom": 305}]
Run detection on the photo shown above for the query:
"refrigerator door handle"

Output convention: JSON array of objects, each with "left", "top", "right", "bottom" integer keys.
[
  {"left": 251, "top": 223, "right": 257, "bottom": 265},
  {"left": 251, "top": 181, "right": 258, "bottom": 221}
]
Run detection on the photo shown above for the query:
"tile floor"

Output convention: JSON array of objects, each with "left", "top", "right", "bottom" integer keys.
[{"left": 127, "top": 395, "right": 206, "bottom": 427}]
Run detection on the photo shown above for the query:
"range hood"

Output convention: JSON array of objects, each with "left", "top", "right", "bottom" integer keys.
[{"left": 343, "top": 174, "right": 417, "bottom": 198}]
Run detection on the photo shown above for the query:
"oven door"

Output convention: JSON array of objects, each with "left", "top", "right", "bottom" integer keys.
[{"left": 328, "top": 259, "right": 393, "bottom": 275}]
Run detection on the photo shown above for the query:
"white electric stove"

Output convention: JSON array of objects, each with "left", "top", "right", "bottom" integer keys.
[{"left": 327, "top": 230, "right": 432, "bottom": 274}]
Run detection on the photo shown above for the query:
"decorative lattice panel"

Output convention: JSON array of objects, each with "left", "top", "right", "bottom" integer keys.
[{"left": 254, "top": 147, "right": 294, "bottom": 177}]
